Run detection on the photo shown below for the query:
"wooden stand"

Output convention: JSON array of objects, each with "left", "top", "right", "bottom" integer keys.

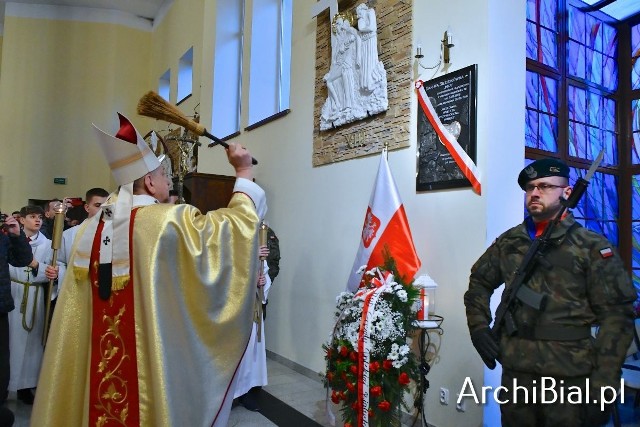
[{"left": 180, "top": 172, "right": 235, "bottom": 212}]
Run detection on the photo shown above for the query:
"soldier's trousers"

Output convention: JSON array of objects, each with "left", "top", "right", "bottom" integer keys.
[{"left": 499, "top": 369, "right": 595, "bottom": 427}]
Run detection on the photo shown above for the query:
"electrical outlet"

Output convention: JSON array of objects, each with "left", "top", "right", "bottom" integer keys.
[
  {"left": 439, "top": 387, "right": 449, "bottom": 405},
  {"left": 456, "top": 395, "right": 465, "bottom": 412}
]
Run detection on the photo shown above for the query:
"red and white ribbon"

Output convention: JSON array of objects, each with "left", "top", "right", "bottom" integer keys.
[
  {"left": 356, "top": 270, "right": 393, "bottom": 427},
  {"left": 415, "top": 80, "right": 481, "bottom": 194}
]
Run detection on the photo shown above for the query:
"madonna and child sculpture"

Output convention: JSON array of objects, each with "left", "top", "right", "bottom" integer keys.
[{"left": 320, "top": 4, "right": 388, "bottom": 131}]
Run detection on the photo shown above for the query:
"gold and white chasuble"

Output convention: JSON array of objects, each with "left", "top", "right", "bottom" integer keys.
[{"left": 31, "top": 189, "right": 263, "bottom": 427}]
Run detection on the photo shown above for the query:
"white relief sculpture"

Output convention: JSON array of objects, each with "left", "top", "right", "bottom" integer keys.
[
  {"left": 320, "top": 5, "right": 388, "bottom": 131},
  {"left": 356, "top": 3, "right": 385, "bottom": 92}
]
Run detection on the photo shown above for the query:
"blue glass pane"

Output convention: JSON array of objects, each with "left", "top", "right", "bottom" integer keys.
[
  {"left": 632, "top": 24, "right": 640, "bottom": 89},
  {"left": 541, "top": 27, "right": 557, "bottom": 68},
  {"left": 587, "top": 127, "right": 600, "bottom": 160},
  {"left": 603, "top": 98, "right": 615, "bottom": 131},
  {"left": 602, "top": 57, "right": 618, "bottom": 91},
  {"left": 525, "top": 110, "right": 538, "bottom": 149},
  {"left": 526, "top": 71, "right": 537, "bottom": 108},
  {"left": 540, "top": 76, "right": 557, "bottom": 114},
  {"left": 540, "top": 0, "right": 557, "bottom": 31},
  {"left": 586, "top": 15, "right": 602, "bottom": 51},
  {"left": 588, "top": 92, "right": 601, "bottom": 127},
  {"left": 526, "top": 22, "right": 538, "bottom": 61},
  {"left": 586, "top": 219, "right": 604, "bottom": 235},
  {"left": 602, "top": 131, "right": 617, "bottom": 166},
  {"left": 540, "top": 114, "right": 557, "bottom": 152},
  {"left": 568, "top": 40, "right": 585, "bottom": 79},
  {"left": 572, "top": 170, "right": 619, "bottom": 244},
  {"left": 569, "top": 123, "right": 587, "bottom": 158},
  {"left": 568, "top": 85, "right": 586, "bottom": 123},
  {"left": 633, "top": 132, "right": 640, "bottom": 165},
  {"left": 569, "top": 6, "right": 585, "bottom": 43},
  {"left": 602, "top": 23, "right": 617, "bottom": 58},
  {"left": 634, "top": 101, "right": 640, "bottom": 165},
  {"left": 587, "top": 50, "right": 603, "bottom": 86},
  {"left": 526, "top": 0, "right": 536, "bottom": 22},
  {"left": 633, "top": 175, "right": 640, "bottom": 219},
  {"left": 633, "top": 59, "right": 640, "bottom": 91}
]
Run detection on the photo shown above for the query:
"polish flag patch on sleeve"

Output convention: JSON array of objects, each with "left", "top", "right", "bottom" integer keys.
[{"left": 599, "top": 247, "right": 613, "bottom": 258}]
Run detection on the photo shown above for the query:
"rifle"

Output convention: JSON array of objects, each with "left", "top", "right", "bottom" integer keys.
[{"left": 491, "top": 151, "right": 604, "bottom": 338}]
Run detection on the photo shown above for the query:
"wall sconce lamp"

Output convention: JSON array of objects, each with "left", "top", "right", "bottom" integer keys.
[{"left": 415, "top": 28, "right": 454, "bottom": 71}]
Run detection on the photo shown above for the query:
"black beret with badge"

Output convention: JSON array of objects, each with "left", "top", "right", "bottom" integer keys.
[{"left": 517, "top": 158, "right": 570, "bottom": 190}]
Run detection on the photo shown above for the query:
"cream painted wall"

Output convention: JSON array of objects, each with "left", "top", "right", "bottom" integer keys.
[
  {"left": 145, "top": 0, "right": 204, "bottom": 132},
  {"left": 233, "top": 1, "right": 525, "bottom": 426},
  {"left": 0, "top": 8, "right": 152, "bottom": 210}
]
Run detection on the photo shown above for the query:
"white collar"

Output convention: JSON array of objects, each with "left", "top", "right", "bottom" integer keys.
[{"left": 132, "top": 194, "right": 159, "bottom": 207}]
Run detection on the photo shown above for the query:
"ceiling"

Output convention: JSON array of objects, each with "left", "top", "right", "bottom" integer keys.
[
  {"left": 0, "top": 1, "right": 639, "bottom": 30},
  {"left": 0, "top": 0, "right": 171, "bottom": 23},
  {"left": 579, "top": 0, "right": 640, "bottom": 21}
]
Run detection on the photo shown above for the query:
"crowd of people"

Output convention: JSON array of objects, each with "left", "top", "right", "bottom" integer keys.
[
  {"left": 0, "top": 113, "right": 280, "bottom": 427},
  {"left": 0, "top": 110, "right": 631, "bottom": 427}
]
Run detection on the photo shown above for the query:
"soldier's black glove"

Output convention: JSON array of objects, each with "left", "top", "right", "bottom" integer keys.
[
  {"left": 583, "top": 403, "right": 612, "bottom": 427},
  {"left": 470, "top": 327, "right": 499, "bottom": 370}
]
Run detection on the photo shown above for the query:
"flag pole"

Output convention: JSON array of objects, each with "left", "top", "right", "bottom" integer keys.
[{"left": 383, "top": 141, "right": 389, "bottom": 160}]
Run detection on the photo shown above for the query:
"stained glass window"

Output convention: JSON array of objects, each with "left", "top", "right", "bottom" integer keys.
[
  {"left": 632, "top": 175, "right": 640, "bottom": 287},
  {"left": 525, "top": 0, "right": 640, "bottom": 297},
  {"left": 526, "top": 71, "right": 558, "bottom": 152},
  {"left": 571, "top": 169, "right": 619, "bottom": 246},
  {"left": 567, "top": 5, "right": 618, "bottom": 91},
  {"left": 632, "top": 23, "right": 640, "bottom": 89},
  {"left": 526, "top": 0, "right": 558, "bottom": 68},
  {"left": 568, "top": 86, "right": 617, "bottom": 165}
]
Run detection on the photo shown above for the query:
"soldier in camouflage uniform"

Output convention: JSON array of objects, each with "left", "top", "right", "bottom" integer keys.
[{"left": 464, "top": 158, "right": 637, "bottom": 427}]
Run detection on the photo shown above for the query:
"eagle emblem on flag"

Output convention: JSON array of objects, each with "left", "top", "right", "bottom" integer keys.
[{"left": 362, "top": 207, "right": 381, "bottom": 248}]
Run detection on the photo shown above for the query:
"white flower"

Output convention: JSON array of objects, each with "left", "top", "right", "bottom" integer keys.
[
  {"left": 397, "top": 290, "right": 408, "bottom": 302},
  {"left": 399, "top": 344, "right": 410, "bottom": 356},
  {"left": 392, "top": 357, "right": 408, "bottom": 368}
]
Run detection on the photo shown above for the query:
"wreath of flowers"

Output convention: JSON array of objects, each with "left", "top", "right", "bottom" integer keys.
[{"left": 323, "top": 255, "right": 421, "bottom": 427}]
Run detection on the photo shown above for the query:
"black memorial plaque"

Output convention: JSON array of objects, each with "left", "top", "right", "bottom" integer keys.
[{"left": 416, "top": 64, "right": 477, "bottom": 192}]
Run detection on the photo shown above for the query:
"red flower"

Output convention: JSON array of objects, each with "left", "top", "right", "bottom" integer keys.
[
  {"left": 346, "top": 382, "right": 356, "bottom": 392},
  {"left": 326, "top": 348, "right": 333, "bottom": 359},
  {"left": 383, "top": 360, "right": 393, "bottom": 371},
  {"left": 331, "top": 391, "right": 340, "bottom": 404},
  {"left": 398, "top": 372, "right": 411, "bottom": 386},
  {"left": 368, "top": 409, "right": 375, "bottom": 418},
  {"left": 326, "top": 371, "right": 334, "bottom": 382},
  {"left": 339, "top": 391, "right": 347, "bottom": 401},
  {"left": 344, "top": 423, "right": 353, "bottom": 427},
  {"left": 340, "top": 346, "right": 349, "bottom": 357},
  {"left": 351, "top": 401, "right": 358, "bottom": 411},
  {"left": 349, "top": 351, "right": 358, "bottom": 361},
  {"left": 370, "top": 385, "right": 382, "bottom": 397},
  {"left": 341, "top": 372, "right": 347, "bottom": 381},
  {"left": 369, "top": 361, "right": 380, "bottom": 374},
  {"left": 378, "top": 400, "right": 391, "bottom": 412},
  {"left": 350, "top": 365, "right": 358, "bottom": 375}
]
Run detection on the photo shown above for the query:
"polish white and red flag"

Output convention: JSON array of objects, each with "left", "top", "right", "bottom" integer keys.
[{"left": 346, "top": 150, "right": 421, "bottom": 291}]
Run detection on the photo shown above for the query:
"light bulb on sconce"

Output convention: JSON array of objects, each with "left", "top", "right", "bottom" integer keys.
[{"left": 415, "top": 27, "right": 455, "bottom": 71}]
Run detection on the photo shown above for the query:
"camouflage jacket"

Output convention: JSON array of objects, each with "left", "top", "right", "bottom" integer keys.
[
  {"left": 266, "top": 227, "right": 280, "bottom": 283},
  {"left": 464, "top": 212, "right": 636, "bottom": 388}
]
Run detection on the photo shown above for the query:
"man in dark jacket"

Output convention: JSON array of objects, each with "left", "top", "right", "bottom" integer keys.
[{"left": 0, "top": 212, "right": 32, "bottom": 426}]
